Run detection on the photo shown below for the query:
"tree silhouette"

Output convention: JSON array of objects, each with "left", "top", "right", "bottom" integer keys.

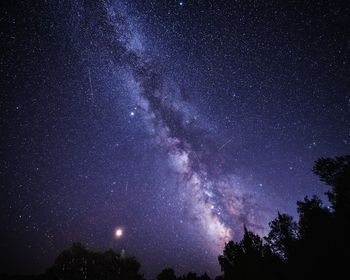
[
  {"left": 157, "top": 268, "right": 177, "bottom": 280},
  {"left": 295, "top": 195, "right": 333, "bottom": 279},
  {"left": 313, "top": 155, "right": 350, "bottom": 218},
  {"left": 265, "top": 212, "right": 298, "bottom": 261},
  {"left": 312, "top": 155, "right": 350, "bottom": 278},
  {"left": 297, "top": 195, "right": 332, "bottom": 241},
  {"left": 218, "top": 155, "right": 350, "bottom": 280},
  {"left": 178, "top": 272, "right": 211, "bottom": 280},
  {"left": 199, "top": 273, "right": 211, "bottom": 280},
  {"left": 218, "top": 227, "right": 271, "bottom": 279},
  {"left": 46, "top": 243, "right": 144, "bottom": 280}
]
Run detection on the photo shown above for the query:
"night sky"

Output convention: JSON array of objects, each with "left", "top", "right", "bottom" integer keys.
[{"left": 1, "top": 0, "right": 349, "bottom": 278}]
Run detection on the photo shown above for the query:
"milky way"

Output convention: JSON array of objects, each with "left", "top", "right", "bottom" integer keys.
[
  {"left": 1, "top": 0, "right": 349, "bottom": 278},
  {"left": 78, "top": 0, "right": 269, "bottom": 250}
]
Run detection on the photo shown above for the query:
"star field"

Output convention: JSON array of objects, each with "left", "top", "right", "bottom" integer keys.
[{"left": 1, "top": 0, "right": 349, "bottom": 278}]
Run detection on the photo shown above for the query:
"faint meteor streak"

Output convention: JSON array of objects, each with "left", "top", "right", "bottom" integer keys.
[
  {"left": 218, "top": 137, "right": 234, "bottom": 151},
  {"left": 88, "top": 68, "right": 94, "bottom": 102},
  {"left": 125, "top": 179, "right": 129, "bottom": 193}
]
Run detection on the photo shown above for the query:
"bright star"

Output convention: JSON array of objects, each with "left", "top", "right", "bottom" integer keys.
[
  {"left": 130, "top": 111, "right": 135, "bottom": 116},
  {"left": 115, "top": 228, "right": 123, "bottom": 238}
]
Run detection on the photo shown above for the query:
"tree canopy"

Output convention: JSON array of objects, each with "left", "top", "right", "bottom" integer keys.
[{"left": 217, "top": 154, "right": 350, "bottom": 280}]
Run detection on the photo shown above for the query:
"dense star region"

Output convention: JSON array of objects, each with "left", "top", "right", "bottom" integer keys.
[{"left": 1, "top": 0, "right": 349, "bottom": 278}]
